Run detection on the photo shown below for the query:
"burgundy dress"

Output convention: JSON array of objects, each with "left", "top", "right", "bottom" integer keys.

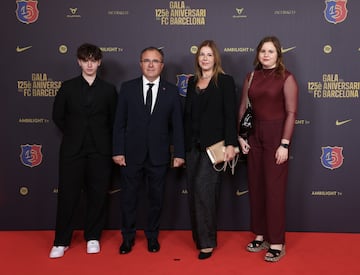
[{"left": 240, "top": 68, "right": 298, "bottom": 244}]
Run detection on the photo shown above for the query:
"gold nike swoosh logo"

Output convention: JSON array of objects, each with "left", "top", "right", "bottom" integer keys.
[
  {"left": 16, "top": 46, "right": 32, "bottom": 53},
  {"left": 236, "top": 190, "right": 248, "bottom": 196},
  {"left": 336, "top": 119, "right": 352, "bottom": 126},
  {"left": 281, "top": 46, "right": 296, "bottom": 53}
]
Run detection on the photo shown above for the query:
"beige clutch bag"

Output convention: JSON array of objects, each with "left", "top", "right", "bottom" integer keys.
[
  {"left": 206, "top": 140, "right": 240, "bottom": 174},
  {"left": 206, "top": 140, "right": 226, "bottom": 164}
]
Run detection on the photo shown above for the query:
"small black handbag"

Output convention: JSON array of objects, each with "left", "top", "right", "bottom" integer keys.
[
  {"left": 239, "top": 72, "right": 254, "bottom": 139},
  {"left": 239, "top": 103, "right": 253, "bottom": 139}
]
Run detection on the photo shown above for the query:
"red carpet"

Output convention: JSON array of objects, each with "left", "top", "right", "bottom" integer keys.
[{"left": 1, "top": 230, "right": 359, "bottom": 275}]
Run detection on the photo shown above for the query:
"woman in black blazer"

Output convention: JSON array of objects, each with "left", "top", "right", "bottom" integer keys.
[{"left": 184, "top": 40, "right": 238, "bottom": 260}]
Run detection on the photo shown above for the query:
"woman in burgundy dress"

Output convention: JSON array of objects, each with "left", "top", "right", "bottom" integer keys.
[{"left": 238, "top": 36, "right": 298, "bottom": 262}]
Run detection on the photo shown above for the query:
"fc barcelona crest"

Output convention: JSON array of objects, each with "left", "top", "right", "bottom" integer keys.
[
  {"left": 176, "top": 74, "right": 192, "bottom": 97},
  {"left": 324, "top": 0, "right": 348, "bottom": 24},
  {"left": 320, "top": 146, "right": 344, "bottom": 170},
  {"left": 20, "top": 144, "right": 43, "bottom": 168},
  {"left": 16, "top": 0, "right": 39, "bottom": 24}
]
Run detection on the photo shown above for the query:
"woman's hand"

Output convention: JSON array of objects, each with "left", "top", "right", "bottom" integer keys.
[
  {"left": 238, "top": 136, "right": 250, "bottom": 155},
  {"left": 275, "top": 146, "right": 288, "bottom": 165},
  {"left": 224, "top": 145, "right": 237, "bottom": 161}
]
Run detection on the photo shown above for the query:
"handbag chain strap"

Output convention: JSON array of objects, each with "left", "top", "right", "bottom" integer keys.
[
  {"left": 212, "top": 154, "right": 240, "bottom": 175},
  {"left": 246, "top": 71, "right": 255, "bottom": 108}
]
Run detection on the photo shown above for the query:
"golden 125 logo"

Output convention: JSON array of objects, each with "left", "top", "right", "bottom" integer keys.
[{"left": 16, "top": 0, "right": 39, "bottom": 24}]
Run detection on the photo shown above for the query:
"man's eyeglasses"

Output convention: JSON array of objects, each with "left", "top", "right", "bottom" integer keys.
[{"left": 141, "top": 59, "right": 163, "bottom": 65}]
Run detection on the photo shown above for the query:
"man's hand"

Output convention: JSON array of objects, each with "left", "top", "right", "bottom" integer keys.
[
  {"left": 112, "top": 155, "right": 126, "bottom": 166},
  {"left": 173, "top": 157, "right": 185, "bottom": 168}
]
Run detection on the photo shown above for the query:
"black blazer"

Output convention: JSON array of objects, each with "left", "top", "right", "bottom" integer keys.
[
  {"left": 53, "top": 75, "right": 118, "bottom": 156},
  {"left": 112, "top": 77, "right": 185, "bottom": 165},
  {"left": 184, "top": 73, "right": 238, "bottom": 151}
]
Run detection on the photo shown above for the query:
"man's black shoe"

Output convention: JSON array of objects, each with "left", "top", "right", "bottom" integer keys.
[{"left": 119, "top": 239, "right": 134, "bottom": 254}]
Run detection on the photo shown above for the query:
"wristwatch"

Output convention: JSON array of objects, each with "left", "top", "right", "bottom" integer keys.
[{"left": 280, "top": 143, "right": 289, "bottom": 149}]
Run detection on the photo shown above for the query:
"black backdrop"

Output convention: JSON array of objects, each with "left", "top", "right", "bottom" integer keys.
[{"left": 1, "top": 0, "right": 359, "bottom": 232}]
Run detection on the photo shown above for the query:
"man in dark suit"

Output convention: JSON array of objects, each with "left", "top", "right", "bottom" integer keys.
[
  {"left": 50, "top": 43, "right": 118, "bottom": 258},
  {"left": 112, "top": 46, "right": 185, "bottom": 254}
]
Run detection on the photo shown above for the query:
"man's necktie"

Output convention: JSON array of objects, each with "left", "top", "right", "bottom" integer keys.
[{"left": 146, "top": 83, "right": 154, "bottom": 114}]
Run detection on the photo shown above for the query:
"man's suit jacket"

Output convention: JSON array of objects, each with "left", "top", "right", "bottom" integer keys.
[
  {"left": 113, "top": 77, "right": 185, "bottom": 166},
  {"left": 53, "top": 75, "right": 118, "bottom": 157}
]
